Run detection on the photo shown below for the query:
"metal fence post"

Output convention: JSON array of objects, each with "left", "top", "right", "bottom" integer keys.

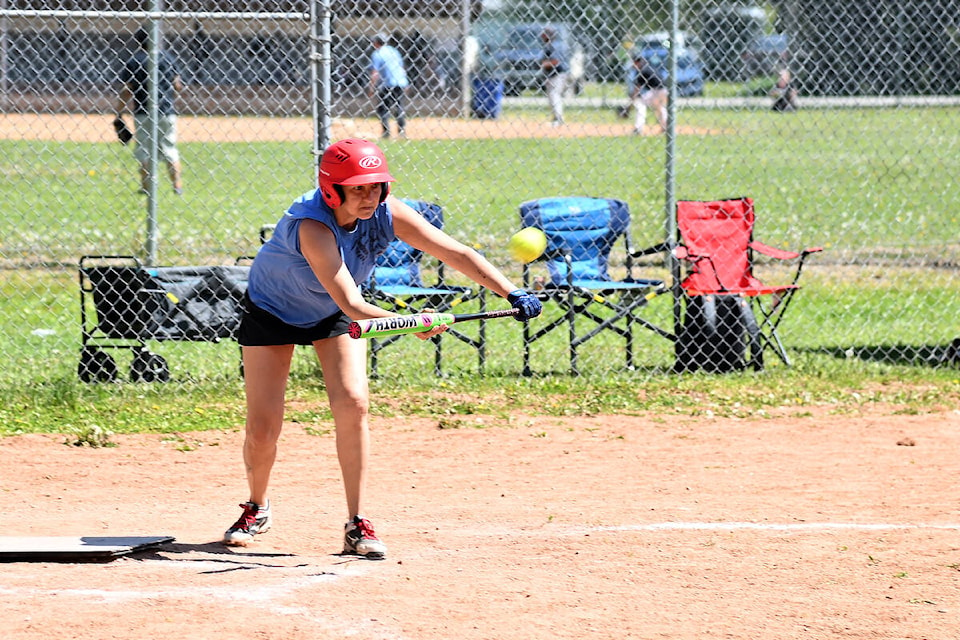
[
  {"left": 145, "top": 4, "right": 161, "bottom": 267},
  {"left": 311, "top": 0, "right": 332, "bottom": 167},
  {"left": 665, "top": 0, "right": 681, "bottom": 342}
]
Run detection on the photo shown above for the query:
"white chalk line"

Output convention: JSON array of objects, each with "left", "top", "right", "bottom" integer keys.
[
  {"left": 574, "top": 521, "right": 960, "bottom": 533},
  {"left": 430, "top": 520, "right": 960, "bottom": 538}
]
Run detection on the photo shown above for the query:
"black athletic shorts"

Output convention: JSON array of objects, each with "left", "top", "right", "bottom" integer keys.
[{"left": 237, "top": 291, "right": 351, "bottom": 346}]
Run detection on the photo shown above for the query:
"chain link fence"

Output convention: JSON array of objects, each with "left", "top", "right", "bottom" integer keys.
[{"left": 1, "top": 0, "right": 957, "bottom": 392}]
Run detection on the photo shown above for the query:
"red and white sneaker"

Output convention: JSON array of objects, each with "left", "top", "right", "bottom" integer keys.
[
  {"left": 343, "top": 516, "right": 387, "bottom": 559},
  {"left": 222, "top": 501, "right": 272, "bottom": 546}
]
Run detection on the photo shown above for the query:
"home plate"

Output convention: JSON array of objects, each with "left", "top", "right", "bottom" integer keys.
[{"left": 0, "top": 536, "right": 174, "bottom": 562}]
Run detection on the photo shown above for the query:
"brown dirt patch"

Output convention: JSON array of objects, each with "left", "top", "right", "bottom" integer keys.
[
  {"left": 3, "top": 407, "right": 959, "bottom": 639},
  {"left": 0, "top": 112, "right": 720, "bottom": 143}
]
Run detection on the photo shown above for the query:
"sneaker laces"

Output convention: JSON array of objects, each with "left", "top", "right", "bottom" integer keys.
[
  {"left": 353, "top": 517, "right": 380, "bottom": 541},
  {"left": 231, "top": 503, "right": 259, "bottom": 531}
]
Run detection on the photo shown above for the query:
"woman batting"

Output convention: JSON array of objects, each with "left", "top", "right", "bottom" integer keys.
[{"left": 222, "top": 138, "right": 542, "bottom": 558}]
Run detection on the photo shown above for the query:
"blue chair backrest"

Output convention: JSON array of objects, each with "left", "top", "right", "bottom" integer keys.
[
  {"left": 519, "top": 197, "right": 631, "bottom": 283},
  {"left": 372, "top": 199, "right": 443, "bottom": 288}
]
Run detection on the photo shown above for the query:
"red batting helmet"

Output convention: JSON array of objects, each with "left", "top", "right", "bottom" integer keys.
[{"left": 318, "top": 138, "right": 396, "bottom": 208}]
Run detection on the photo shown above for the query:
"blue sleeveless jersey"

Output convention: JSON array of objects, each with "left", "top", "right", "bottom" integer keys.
[{"left": 248, "top": 189, "right": 395, "bottom": 327}]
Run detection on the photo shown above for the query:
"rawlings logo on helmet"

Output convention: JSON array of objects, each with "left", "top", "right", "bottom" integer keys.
[{"left": 358, "top": 155, "right": 383, "bottom": 169}]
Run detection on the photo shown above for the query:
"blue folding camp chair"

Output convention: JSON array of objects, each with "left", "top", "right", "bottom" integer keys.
[
  {"left": 519, "top": 196, "right": 670, "bottom": 375},
  {"left": 364, "top": 199, "right": 486, "bottom": 377}
]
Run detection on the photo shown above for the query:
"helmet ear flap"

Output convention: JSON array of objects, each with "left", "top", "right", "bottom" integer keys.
[{"left": 319, "top": 182, "right": 343, "bottom": 208}]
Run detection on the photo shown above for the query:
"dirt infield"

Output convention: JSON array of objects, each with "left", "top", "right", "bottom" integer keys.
[
  {"left": 2, "top": 406, "right": 959, "bottom": 639},
  {"left": 0, "top": 112, "right": 719, "bottom": 143}
]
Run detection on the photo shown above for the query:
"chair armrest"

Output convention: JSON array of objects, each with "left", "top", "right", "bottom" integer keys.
[
  {"left": 629, "top": 242, "right": 670, "bottom": 258},
  {"left": 749, "top": 240, "right": 800, "bottom": 261},
  {"left": 750, "top": 241, "right": 824, "bottom": 261}
]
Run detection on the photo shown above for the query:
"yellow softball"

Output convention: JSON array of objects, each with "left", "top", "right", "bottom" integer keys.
[{"left": 508, "top": 227, "right": 548, "bottom": 263}]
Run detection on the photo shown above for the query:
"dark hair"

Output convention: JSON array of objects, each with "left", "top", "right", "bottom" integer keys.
[
  {"left": 134, "top": 28, "right": 148, "bottom": 48},
  {"left": 331, "top": 183, "right": 388, "bottom": 206}
]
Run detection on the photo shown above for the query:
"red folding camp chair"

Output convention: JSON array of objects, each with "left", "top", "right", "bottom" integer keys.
[{"left": 672, "top": 197, "right": 822, "bottom": 370}]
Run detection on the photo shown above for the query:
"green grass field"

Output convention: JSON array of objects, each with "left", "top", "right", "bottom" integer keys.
[{"left": 0, "top": 105, "right": 957, "bottom": 435}]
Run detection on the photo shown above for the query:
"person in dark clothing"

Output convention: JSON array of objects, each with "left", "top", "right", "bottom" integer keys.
[
  {"left": 771, "top": 69, "right": 798, "bottom": 112},
  {"left": 117, "top": 27, "right": 183, "bottom": 195},
  {"left": 627, "top": 52, "right": 667, "bottom": 135},
  {"left": 540, "top": 27, "right": 570, "bottom": 126}
]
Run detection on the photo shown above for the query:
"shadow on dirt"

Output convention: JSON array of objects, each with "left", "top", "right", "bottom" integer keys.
[
  {"left": 133, "top": 540, "right": 308, "bottom": 573},
  {"left": 796, "top": 339, "right": 959, "bottom": 367}
]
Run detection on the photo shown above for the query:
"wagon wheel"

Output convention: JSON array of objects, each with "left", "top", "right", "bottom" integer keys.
[
  {"left": 130, "top": 348, "right": 170, "bottom": 383},
  {"left": 78, "top": 347, "right": 118, "bottom": 383}
]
